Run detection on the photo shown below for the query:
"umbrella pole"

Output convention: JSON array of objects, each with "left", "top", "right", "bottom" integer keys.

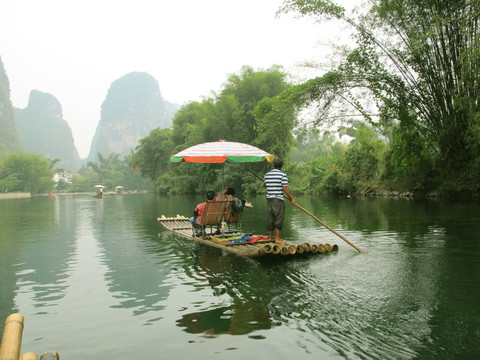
[
  {"left": 221, "top": 166, "right": 224, "bottom": 194},
  {"left": 220, "top": 165, "right": 227, "bottom": 234}
]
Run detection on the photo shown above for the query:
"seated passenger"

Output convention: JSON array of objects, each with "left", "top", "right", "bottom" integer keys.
[
  {"left": 221, "top": 188, "right": 246, "bottom": 225},
  {"left": 190, "top": 190, "right": 216, "bottom": 236},
  {"left": 215, "top": 186, "right": 236, "bottom": 202}
]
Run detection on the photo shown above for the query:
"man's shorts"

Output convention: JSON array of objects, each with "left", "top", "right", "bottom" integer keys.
[{"left": 266, "top": 198, "right": 285, "bottom": 231}]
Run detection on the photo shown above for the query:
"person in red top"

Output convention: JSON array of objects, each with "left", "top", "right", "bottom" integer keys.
[{"left": 190, "top": 190, "right": 216, "bottom": 236}]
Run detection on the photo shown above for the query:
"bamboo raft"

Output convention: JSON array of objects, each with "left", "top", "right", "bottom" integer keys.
[{"left": 157, "top": 215, "right": 339, "bottom": 258}]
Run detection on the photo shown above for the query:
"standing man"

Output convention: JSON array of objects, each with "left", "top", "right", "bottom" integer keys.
[{"left": 264, "top": 158, "right": 296, "bottom": 243}]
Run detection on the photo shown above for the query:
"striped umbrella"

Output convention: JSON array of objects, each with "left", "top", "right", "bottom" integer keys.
[{"left": 170, "top": 141, "right": 274, "bottom": 163}]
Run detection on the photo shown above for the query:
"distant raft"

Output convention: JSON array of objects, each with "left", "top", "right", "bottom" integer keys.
[{"left": 157, "top": 215, "right": 339, "bottom": 258}]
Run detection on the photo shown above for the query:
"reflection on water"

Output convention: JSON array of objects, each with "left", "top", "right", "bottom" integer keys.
[
  {"left": 0, "top": 194, "right": 479, "bottom": 359},
  {"left": 176, "top": 246, "right": 272, "bottom": 337},
  {"left": 177, "top": 302, "right": 271, "bottom": 337}
]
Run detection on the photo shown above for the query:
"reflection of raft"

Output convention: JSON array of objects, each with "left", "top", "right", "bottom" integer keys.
[{"left": 157, "top": 215, "right": 338, "bottom": 258}]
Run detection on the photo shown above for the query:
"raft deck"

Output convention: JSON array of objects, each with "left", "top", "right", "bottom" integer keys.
[{"left": 157, "top": 215, "right": 338, "bottom": 258}]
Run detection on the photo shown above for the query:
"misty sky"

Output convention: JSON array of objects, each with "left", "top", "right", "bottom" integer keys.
[{"left": 0, "top": 0, "right": 358, "bottom": 158}]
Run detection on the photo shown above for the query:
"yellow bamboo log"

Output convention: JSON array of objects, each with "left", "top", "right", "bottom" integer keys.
[
  {"left": 0, "top": 313, "right": 24, "bottom": 360},
  {"left": 20, "top": 353, "right": 38, "bottom": 360},
  {"left": 286, "top": 244, "right": 296, "bottom": 255},
  {"left": 317, "top": 244, "right": 326, "bottom": 253},
  {"left": 272, "top": 244, "right": 281, "bottom": 255},
  {"left": 280, "top": 245, "right": 289, "bottom": 255},
  {"left": 262, "top": 243, "right": 273, "bottom": 254},
  {"left": 324, "top": 243, "right": 332, "bottom": 252},
  {"left": 295, "top": 244, "right": 304, "bottom": 254},
  {"left": 39, "top": 351, "right": 60, "bottom": 360},
  {"left": 257, "top": 246, "right": 266, "bottom": 255},
  {"left": 310, "top": 244, "right": 318, "bottom": 253},
  {"left": 302, "top": 243, "right": 311, "bottom": 252},
  {"left": 331, "top": 244, "right": 339, "bottom": 251}
]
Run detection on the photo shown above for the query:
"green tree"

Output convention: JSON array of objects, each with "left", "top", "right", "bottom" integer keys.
[
  {"left": 170, "top": 101, "right": 217, "bottom": 150},
  {"left": 222, "top": 65, "right": 291, "bottom": 144},
  {"left": 293, "top": 130, "right": 346, "bottom": 194},
  {"left": 133, "top": 66, "right": 293, "bottom": 194},
  {"left": 383, "top": 121, "right": 436, "bottom": 191},
  {"left": 131, "top": 128, "right": 173, "bottom": 180},
  {"left": 0, "top": 153, "right": 54, "bottom": 193},
  {"left": 339, "top": 125, "right": 387, "bottom": 194}
]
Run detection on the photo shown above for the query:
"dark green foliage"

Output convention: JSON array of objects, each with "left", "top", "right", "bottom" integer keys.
[
  {"left": 254, "top": 96, "right": 296, "bottom": 160},
  {"left": 383, "top": 122, "right": 437, "bottom": 191},
  {"left": 339, "top": 126, "right": 387, "bottom": 193},
  {"left": 222, "top": 65, "right": 291, "bottom": 143},
  {"left": 131, "top": 128, "right": 173, "bottom": 180},
  {"left": 288, "top": 123, "right": 387, "bottom": 196}
]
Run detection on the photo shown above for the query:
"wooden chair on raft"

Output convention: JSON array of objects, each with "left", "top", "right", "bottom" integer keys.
[
  {"left": 200, "top": 200, "right": 244, "bottom": 237},
  {"left": 223, "top": 199, "right": 244, "bottom": 231},
  {"left": 200, "top": 201, "right": 228, "bottom": 237}
]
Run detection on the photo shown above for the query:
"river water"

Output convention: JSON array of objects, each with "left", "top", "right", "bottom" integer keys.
[{"left": 0, "top": 193, "right": 479, "bottom": 359}]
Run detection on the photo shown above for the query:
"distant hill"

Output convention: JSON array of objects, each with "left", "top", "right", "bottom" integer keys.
[
  {"left": 0, "top": 57, "right": 21, "bottom": 157},
  {"left": 15, "top": 90, "right": 81, "bottom": 170},
  {"left": 87, "top": 72, "right": 179, "bottom": 161}
]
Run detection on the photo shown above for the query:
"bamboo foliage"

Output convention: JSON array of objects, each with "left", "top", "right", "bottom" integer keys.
[{"left": 281, "top": 0, "right": 480, "bottom": 188}]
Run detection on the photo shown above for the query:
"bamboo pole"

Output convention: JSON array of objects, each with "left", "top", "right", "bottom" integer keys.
[
  {"left": 295, "top": 204, "right": 365, "bottom": 253},
  {"left": 317, "top": 244, "right": 326, "bottom": 253},
  {"left": 0, "top": 313, "right": 24, "bottom": 360}
]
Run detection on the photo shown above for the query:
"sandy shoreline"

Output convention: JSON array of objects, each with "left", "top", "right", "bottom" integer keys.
[{"left": 0, "top": 192, "right": 31, "bottom": 199}]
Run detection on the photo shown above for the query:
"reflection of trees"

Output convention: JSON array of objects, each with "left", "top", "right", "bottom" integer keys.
[
  {"left": 177, "top": 300, "right": 271, "bottom": 336},
  {"left": 1, "top": 197, "right": 76, "bottom": 321},
  {"left": 94, "top": 195, "right": 175, "bottom": 316},
  {"left": 176, "top": 246, "right": 272, "bottom": 336}
]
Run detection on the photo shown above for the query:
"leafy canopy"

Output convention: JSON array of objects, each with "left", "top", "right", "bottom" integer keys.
[{"left": 280, "top": 0, "right": 480, "bottom": 191}]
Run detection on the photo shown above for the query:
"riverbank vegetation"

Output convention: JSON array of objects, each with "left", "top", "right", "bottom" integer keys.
[
  {"left": 0, "top": 152, "right": 151, "bottom": 194},
  {"left": 132, "top": 0, "right": 480, "bottom": 197},
  {"left": 0, "top": 153, "right": 54, "bottom": 193},
  {"left": 72, "top": 153, "right": 151, "bottom": 192}
]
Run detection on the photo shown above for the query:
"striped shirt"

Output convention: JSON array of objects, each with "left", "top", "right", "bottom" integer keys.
[{"left": 264, "top": 169, "right": 288, "bottom": 200}]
